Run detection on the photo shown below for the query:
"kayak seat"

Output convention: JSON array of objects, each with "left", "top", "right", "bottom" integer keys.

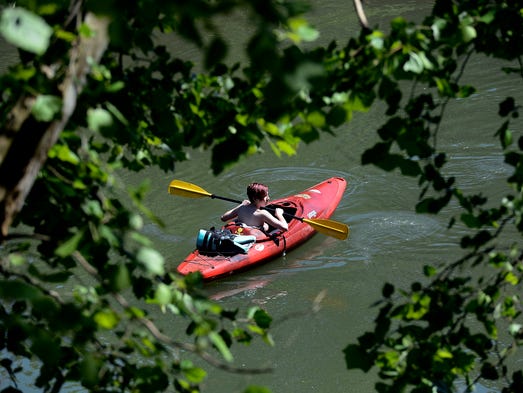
[
  {"left": 239, "top": 202, "right": 299, "bottom": 242},
  {"left": 264, "top": 202, "right": 298, "bottom": 229}
]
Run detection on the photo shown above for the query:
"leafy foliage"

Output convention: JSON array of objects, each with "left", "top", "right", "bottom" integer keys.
[
  {"left": 0, "top": 0, "right": 308, "bottom": 391},
  {"left": 339, "top": 1, "right": 523, "bottom": 392}
]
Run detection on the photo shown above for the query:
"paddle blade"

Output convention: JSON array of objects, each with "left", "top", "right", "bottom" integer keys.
[
  {"left": 168, "top": 180, "right": 212, "bottom": 198},
  {"left": 303, "top": 218, "right": 350, "bottom": 240}
]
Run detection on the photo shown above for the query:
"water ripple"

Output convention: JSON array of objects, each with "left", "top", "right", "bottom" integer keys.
[
  {"left": 221, "top": 166, "right": 352, "bottom": 198},
  {"left": 347, "top": 210, "right": 444, "bottom": 259},
  {"left": 444, "top": 154, "right": 512, "bottom": 190}
]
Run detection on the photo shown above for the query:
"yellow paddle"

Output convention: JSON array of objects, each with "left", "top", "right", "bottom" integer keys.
[{"left": 168, "top": 179, "right": 349, "bottom": 240}]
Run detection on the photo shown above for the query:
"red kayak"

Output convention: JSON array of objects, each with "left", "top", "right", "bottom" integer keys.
[{"left": 177, "top": 177, "right": 347, "bottom": 280}]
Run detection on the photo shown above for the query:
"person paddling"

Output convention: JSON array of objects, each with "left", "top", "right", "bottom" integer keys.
[{"left": 220, "top": 182, "right": 288, "bottom": 233}]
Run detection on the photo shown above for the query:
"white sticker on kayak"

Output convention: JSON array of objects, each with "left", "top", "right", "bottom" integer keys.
[
  {"left": 295, "top": 193, "right": 311, "bottom": 199},
  {"left": 255, "top": 244, "right": 264, "bottom": 251},
  {"left": 308, "top": 189, "right": 321, "bottom": 194},
  {"left": 308, "top": 210, "right": 317, "bottom": 218}
]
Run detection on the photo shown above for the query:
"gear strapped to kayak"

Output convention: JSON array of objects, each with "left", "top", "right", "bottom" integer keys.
[{"left": 196, "top": 228, "right": 256, "bottom": 255}]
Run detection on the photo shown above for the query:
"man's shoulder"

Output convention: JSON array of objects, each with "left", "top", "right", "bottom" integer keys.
[{"left": 257, "top": 209, "right": 273, "bottom": 218}]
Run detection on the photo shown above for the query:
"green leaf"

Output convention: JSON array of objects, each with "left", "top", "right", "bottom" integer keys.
[
  {"left": 461, "top": 25, "right": 477, "bottom": 43},
  {"left": 80, "top": 353, "right": 102, "bottom": 388},
  {"left": 99, "top": 225, "right": 119, "bottom": 247},
  {"left": 252, "top": 308, "right": 272, "bottom": 329},
  {"left": 275, "top": 140, "right": 297, "bottom": 156},
  {"left": 209, "top": 331, "right": 233, "bottom": 362},
  {"left": 126, "top": 306, "right": 145, "bottom": 319},
  {"left": 78, "top": 21, "right": 95, "bottom": 38},
  {"left": 94, "top": 308, "right": 120, "bottom": 329},
  {"left": 0, "top": 279, "right": 42, "bottom": 300},
  {"left": 288, "top": 17, "right": 319, "bottom": 42},
  {"left": 106, "top": 81, "right": 125, "bottom": 92},
  {"left": 108, "top": 264, "right": 131, "bottom": 292},
  {"left": 435, "top": 348, "right": 453, "bottom": 360},
  {"left": 232, "top": 327, "right": 252, "bottom": 343},
  {"left": 326, "top": 106, "right": 348, "bottom": 127},
  {"left": 464, "top": 333, "right": 492, "bottom": 358},
  {"left": 12, "top": 64, "right": 36, "bottom": 80},
  {"left": 55, "top": 28, "right": 77, "bottom": 42},
  {"left": 398, "top": 158, "right": 421, "bottom": 176},
  {"left": 106, "top": 102, "right": 129, "bottom": 126},
  {"left": 8, "top": 253, "right": 27, "bottom": 266},
  {"left": 348, "top": 94, "right": 369, "bottom": 112},
  {"left": 508, "top": 323, "right": 522, "bottom": 337},
  {"left": 32, "top": 95, "right": 62, "bottom": 122},
  {"left": 502, "top": 129, "right": 513, "bottom": 149},
  {"left": 369, "top": 31, "right": 384, "bottom": 49},
  {"left": 403, "top": 52, "right": 433, "bottom": 74},
  {"left": 82, "top": 200, "right": 104, "bottom": 219},
  {"left": 236, "top": 113, "right": 249, "bottom": 126},
  {"left": 0, "top": 7, "right": 53, "bottom": 55},
  {"left": 297, "top": 25, "right": 319, "bottom": 42},
  {"left": 49, "top": 144, "right": 81, "bottom": 165},
  {"left": 306, "top": 111, "right": 325, "bottom": 128},
  {"left": 504, "top": 271, "right": 519, "bottom": 285},
  {"left": 31, "top": 330, "right": 61, "bottom": 366},
  {"left": 137, "top": 247, "right": 165, "bottom": 276},
  {"left": 87, "top": 108, "right": 113, "bottom": 131},
  {"left": 154, "top": 283, "right": 172, "bottom": 305},
  {"left": 55, "top": 230, "right": 84, "bottom": 258},
  {"left": 182, "top": 363, "right": 207, "bottom": 384},
  {"left": 423, "top": 265, "right": 437, "bottom": 277},
  {"left": 431, "top": 18, "right": 447, "bottom": 41}
]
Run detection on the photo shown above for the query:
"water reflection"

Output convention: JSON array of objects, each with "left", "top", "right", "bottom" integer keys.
[{"left": 206, "top": 235, "right": 342, "bottom": 301}]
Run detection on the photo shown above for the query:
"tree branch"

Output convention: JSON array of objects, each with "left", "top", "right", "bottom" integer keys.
[
  {"left": 353, "top": 0, "right": 370, "bottom": 31},
  {"left": 0, "top": 12, "right": 110, "bottom": 239},
  {"left": 72, "top": 250, "right": 273, "bottom": 375}
]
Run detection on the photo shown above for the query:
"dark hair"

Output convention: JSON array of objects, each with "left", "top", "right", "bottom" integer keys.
[{"left": 247, "top": 183, "right": 268, "bottom": 203}]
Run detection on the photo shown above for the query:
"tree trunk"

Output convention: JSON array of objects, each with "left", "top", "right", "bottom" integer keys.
[{"left": 0, "top": 13, "right": 110, "bottom": 239}]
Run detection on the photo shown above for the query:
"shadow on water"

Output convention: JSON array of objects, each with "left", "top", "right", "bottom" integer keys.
[{"left": 206, "top": 235, "right": 341, "bottom": 301}]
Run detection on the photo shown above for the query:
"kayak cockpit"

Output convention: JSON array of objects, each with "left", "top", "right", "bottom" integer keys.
[{"left": 223, "top": 201, "right": 299, "bottom": 239}]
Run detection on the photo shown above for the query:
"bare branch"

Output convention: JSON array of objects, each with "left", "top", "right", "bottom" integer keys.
[{"left": 353, "top": 0, "right": 370, "bottom": 30}]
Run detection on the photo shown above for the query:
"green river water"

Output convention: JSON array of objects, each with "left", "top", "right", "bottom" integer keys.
[{"left": 1, "top": 1, "right": 521, "bottom": 392}]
